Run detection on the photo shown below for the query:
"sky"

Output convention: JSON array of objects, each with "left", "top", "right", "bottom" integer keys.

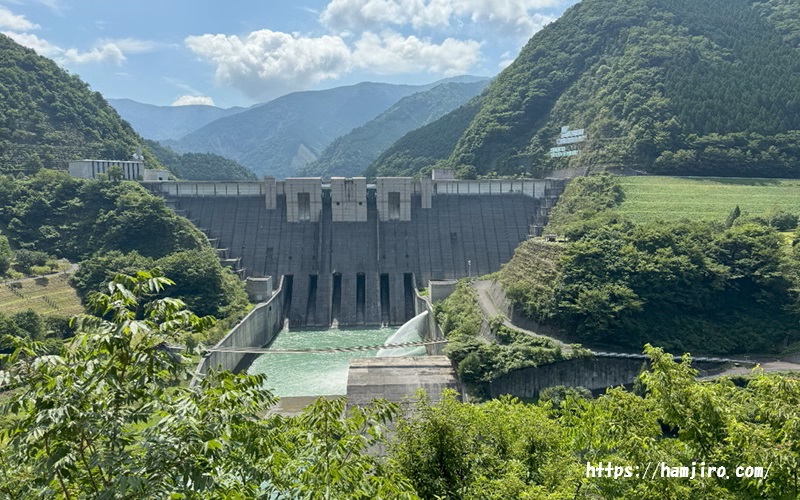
[{"left": 0, "top": 0, "right": 579, "bottom": 108}]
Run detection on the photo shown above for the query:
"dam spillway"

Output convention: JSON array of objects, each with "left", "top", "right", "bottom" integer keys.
[{"left": 146, "top": 177, "right": 565, "bottom": 327}]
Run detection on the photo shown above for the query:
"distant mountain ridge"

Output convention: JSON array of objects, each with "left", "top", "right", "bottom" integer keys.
[
  {"left": 371, "top": 0, "right": 800, "bottom": 179},
  {"left": 300, "top": 79, "right": 490, "bottom": 178},
  {"left": 166, "top": 76, "right": 489, "bottom": 179},
  {"left": 108, "top": 99, "right": 246, "bottom": 141}
]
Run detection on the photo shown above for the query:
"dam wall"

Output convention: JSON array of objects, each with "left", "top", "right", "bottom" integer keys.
[
  {"left": 194, "top": 278, "right": 285, "bottom": 381},
  {"left": 145, "top": 177, "right": 566, "bottom": 327}
]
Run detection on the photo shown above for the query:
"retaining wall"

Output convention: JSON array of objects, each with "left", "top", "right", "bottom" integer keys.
[
  {"left": 193, "top": 279, "right": 284, "bottom": 382},
  {"left": 488, "top": 356, "right": 647, "bottom": 399}
]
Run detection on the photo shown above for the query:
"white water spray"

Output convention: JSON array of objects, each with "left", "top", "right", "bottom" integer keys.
[{"left": 377, "top": 311, "right": 429, "bottom": 357}]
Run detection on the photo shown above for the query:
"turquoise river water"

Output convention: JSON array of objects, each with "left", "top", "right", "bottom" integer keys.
[{"left": 247, "top": 326, "right": 425, "bottom": 397}]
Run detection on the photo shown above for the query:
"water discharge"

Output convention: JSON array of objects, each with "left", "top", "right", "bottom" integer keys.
[
  {"left": 247, "top": 324, "right": 425, "bottom": 398},
  {"left": 376, "top": 311, "right": 428, "bottom": 357}
]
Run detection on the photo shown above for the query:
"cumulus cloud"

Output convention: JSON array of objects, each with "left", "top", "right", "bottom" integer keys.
[
  {"left": 3, "top": 31, "right": 129, "bottom": 65},
  {"left": 2, "top": 32, "right": 165, "bottom": 66},
  {"left": 321, "top": 0, "right": 559, "bottom": 37},
  {"left": 0, "top": 6, "right": 39, "bottom": 31},
  {"left": 185, "top": 30, "right": 352, "bottom": 100},
  {"left": 185, "top": 28, "right": 482, "bottom": 99},
  {"left": 2, "top": 31, "right": 61, "bottom": 57},
  {"left": 353, "top": 31, "right": 480, "bottom": 75},
  {"left": 172, "top": 95, "right": 216, "bottom": 107}
]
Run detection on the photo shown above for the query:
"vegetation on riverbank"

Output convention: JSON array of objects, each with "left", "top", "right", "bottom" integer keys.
[
  {"left": 0, "top": 170, "right": 249, "bottom": 345},
  {"left": 500, "top": 174, "right": 800, "bottom": 354},
  {"left": 434, "top": 281, "right": 587, "bottom": 395},
  {"left": 1, "top": 274, "right": 798, "bottom": 498}
]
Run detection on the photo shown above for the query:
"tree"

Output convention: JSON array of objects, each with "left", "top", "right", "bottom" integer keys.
[
  {"left": 105, "top": 165, "right": 124, "bottom": 183},
  {"left": 0, "top": 234, "right": 11, "bottom": 275},
  {"left": 0, "top": 271, "right": 418, "bottom": 498},
  {"left": 725, "top": 205, "right": 741, "bottom": 228},
  {"left": 13, "top": 249, "right": 49, "bottom": 274}
]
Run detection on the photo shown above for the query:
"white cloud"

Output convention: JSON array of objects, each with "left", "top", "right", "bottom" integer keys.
[
  {"left": 0, "top": 6, "right": 39, "bottom": 31},
  {"left": 185, "top": 30, "right": 353, "bottom": 100},
  {"left": 98, "top": 37, "right": 162, "bottom": 54},
  {"left": 2, "top": 31, "right": 60, "bottom": 57},
  {"left": 62, "top": 42, "right": 125, "bottom": 65},
  {"left": 353, "top": 31, "right": 480, "bottom": 75},
  {"left": 172, "top": 95, "right": 216, "bottom": 107},
  {"left": 185, "top": 28, "right": 482, "bottom": 99},
  {"left": 321, "top": 0, "right": 560, "bottom": 37},
  {"left": 3, "top": 31, "right": 126, "bottom": 65}
]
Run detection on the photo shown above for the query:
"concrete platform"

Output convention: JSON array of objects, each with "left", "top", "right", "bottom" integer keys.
[{"left": 346, "top": 356, "right": 463, "bottom": 409}]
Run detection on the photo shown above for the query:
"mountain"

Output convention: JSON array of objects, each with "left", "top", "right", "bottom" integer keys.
[
  {"left": 300, "top": 79, "right": 490, "bottom": 178},
  {"left": 371, "top": 0, "right": 800, "bottom": 179},
  {"left": 167, "top": 77, "right": 489, "bottom": 179},
  {"left": 108, "top": 99, "right": 246, "bottom": 141},
  {"left": 144, "top": 140, "right": 256, "bottom": 180},
  {"left": 0, "top": 34, "right": 158, "bottom": 174}
]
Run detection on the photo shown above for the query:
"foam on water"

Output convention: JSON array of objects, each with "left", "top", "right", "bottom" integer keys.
[{"left": 247, "top": 326, "right": 395, "bottom": 397}]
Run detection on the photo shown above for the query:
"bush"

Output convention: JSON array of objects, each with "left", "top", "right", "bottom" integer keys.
[
  {"left": 29, "top": 265, "right": 51, "bottom": 276},
  {"left": 14, "top": 249, "right": 50, "bottom": 274}
]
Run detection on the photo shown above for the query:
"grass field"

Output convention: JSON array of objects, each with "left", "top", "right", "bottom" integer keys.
[
  {"left": 617, "top": 177, "right": 800, "bottom": 223},
  {"left": 0, "top": 273, "right": 84, "bottom": 317}
]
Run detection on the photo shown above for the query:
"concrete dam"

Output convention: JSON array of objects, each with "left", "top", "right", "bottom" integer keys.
[{"left": 145, "top": 177, "right": 565, "bottom": 327}]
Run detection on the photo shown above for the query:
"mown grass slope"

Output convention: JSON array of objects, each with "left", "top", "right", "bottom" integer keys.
[
  {"left": 617, "top": 176, "right": 800, "bottom": 223},
  {"left": 0, "top": 274, "right": 83, "bottom": 317}
]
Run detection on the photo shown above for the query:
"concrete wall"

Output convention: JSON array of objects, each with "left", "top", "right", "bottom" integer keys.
[
  {"left": 331, "top": 177, "right": 367, "bottom": 222},
  {"left": 488, "top": 356, "right": 647, "bottom": 400},
  {"left": 264, "top": 177, "right": 277, "bottom": 210},
  {"left": 144, "top": 181, "right": 267, "bottom": 197},
  {"left": 347, "top": 357, "right": 463, "bottom": 411},
  {"left": 194, "top": 279, "right": 284, "bottom": 381},
  {"left": 430, "top": 179, "right": 560, "bottom": 198},
  {"left": 143, "top": 169, "right": 170, "bottom": 181},
  {"left": 246, "top": 276, "right": 273, "bottom": 302},
  {"left": 69, "top": 160, "right": 144, "bottom": 180},
  {"left": 429, "top": 280, "right": 458, "bottom": 304},
  {"left": 285, "top": 178, "right": 323, "bottom": 222},
  {"left": 376, "top": 178, "right": 412, "bottom": 221}
]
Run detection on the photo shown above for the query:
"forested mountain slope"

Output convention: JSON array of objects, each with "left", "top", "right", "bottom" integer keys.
[
  {"left": 301, "top": 80, "right": 489, "bottom": 178},
  {"left": 108, "top": 99, "right": 246, "bottom": 141},
  {"left": 0, "top": 35, "right": 158, "bottom": 174},
  {"left": 372, "top": 0, "right": 800, "bottom": 178},
  {"left": 167, "top": 77, "right": 487, "bottom": 179},
  {"left": 145, "top": 140, "right": 256, "bottom": 180}
]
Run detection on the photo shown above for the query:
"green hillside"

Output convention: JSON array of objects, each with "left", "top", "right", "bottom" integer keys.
[
  {"left": 497, "top": 174, "right": 800, "bottom": 355},
  {"left": 0, "top": 34, "right": 159, "bottom": 174},
  {"left": 145, "top": 140, "right": 256, "bottom": 181},
  {"left": 302, "top": 80, "right": 489, "bottom": 178},
  {"left": 372, "top": 0, "right": 800, "bottom": 178}
]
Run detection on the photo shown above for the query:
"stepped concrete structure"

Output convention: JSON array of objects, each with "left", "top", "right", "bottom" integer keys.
[{"left": 145, "top": 176, "right": 565, "bottom": 327}]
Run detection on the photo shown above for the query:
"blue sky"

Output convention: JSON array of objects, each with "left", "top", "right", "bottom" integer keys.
[{"left": 0, "top": 0, "right": 578, "bottom": 108}]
